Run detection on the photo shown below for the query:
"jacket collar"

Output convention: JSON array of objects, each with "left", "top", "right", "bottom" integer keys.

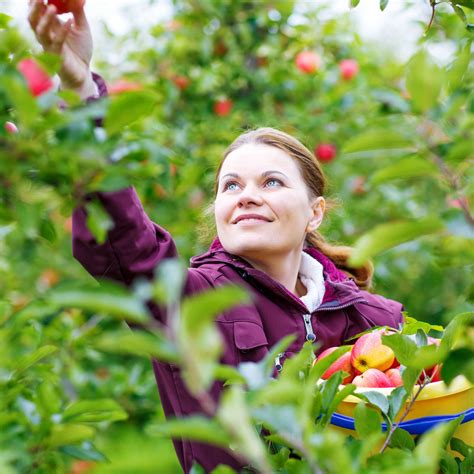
[{"left": 190, "top": 237, "right": 363, "bottom": 309}]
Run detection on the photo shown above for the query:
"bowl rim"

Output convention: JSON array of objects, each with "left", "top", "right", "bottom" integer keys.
[{"left": 337, "top": 375, "right": 472, "bottom": 403}]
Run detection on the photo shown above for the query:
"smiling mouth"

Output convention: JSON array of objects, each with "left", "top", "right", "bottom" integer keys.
[{"left": 235, "top": 218, "right": 270, "bottom": 224}]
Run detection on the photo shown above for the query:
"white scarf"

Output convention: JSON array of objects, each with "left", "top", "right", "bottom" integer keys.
[{"left": 298, "top": 251, "right": 326, "bottom": 313}]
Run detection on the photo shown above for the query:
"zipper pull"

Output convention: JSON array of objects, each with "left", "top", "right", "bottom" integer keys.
[
  {"left": 274, "top": 352, "right": 285, "bottom": 372},
  {"left": 303, "top": 314, "right": 316, "bottom": 342}
]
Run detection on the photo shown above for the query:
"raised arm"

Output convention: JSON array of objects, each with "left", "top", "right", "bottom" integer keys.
[
  {"left": 72, "top": 187, "right": 178, "bottom": 285},
  {"left": 28, "top": 0, "right": 96, "bottom": 99}
]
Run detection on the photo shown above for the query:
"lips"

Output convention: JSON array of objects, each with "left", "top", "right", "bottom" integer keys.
[{"left": 232, "top": 214, "right": 272, "bottom": 224}]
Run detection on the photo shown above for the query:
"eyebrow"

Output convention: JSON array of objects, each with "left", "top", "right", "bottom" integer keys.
[{"left": 220, "top": 170, "right": 289, "bottom": 181}]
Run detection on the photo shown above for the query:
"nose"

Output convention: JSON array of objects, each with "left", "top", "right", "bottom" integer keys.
[{"left": 237, "top": 183, "right": 264, "bottom": 207}]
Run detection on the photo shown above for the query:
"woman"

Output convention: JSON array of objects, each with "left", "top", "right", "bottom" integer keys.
[{"left": 28, "top": 2, "right": 404, "bottom": 472}]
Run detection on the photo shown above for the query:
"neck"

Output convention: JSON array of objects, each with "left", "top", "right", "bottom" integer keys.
[{"left": 240, "top": 247, "right": 307, "bottom": 297}]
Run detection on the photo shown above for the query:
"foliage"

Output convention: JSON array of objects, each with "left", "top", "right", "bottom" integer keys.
[{"left": 0, "top": 0, "right": 473, "bottom": 472}]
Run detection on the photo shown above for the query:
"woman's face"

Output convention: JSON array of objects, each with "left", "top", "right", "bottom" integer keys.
[{"left": 214, "top": 143, "right": 325, "bottom": 261}]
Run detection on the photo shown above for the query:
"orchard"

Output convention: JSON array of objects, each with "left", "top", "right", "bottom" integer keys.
[{"left": 0, "top": 1, "right": 473, "bottom": 473}]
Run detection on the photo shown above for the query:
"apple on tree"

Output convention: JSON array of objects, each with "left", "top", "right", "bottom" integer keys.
[
  {"left": 172, "top": 75, "right": 190, "bottom": 91},
  {"left": 339, "top": 59, "right": 359, "bottom": 81},
  {"left": 295, "top": 51, "right": 321, "bottom": 74},
  {"left": 108, "top": 79, "right": 143, "bottom": 95},
  {"left": 17, "top": 58, "right": 54, "bottom": 97},
  {"left": 47, "top": 0, "right": 85, "bottom": 14},
  {"left": 213, "top": 99, "right": 233, "bottom": 117},
  {"left": 314, "top": 143, "right": 337, "bottom": 163},
  {"left": 4, "top": 122, "right": 19, "bottom": 134}
]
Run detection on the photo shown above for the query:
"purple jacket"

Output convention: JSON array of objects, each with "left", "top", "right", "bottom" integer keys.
[{"left": 72, "top": 186, "right": 404, "bottom": 473}]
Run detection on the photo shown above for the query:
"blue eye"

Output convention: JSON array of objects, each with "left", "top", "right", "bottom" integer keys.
[
  {"left": 265, "top": 178, "right": 282, "bottom": 187},
  {"left": 223, "top": 181, "right": 239, "bottom": 191}
]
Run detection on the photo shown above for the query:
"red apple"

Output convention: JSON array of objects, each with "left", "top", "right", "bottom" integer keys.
[
  {"left": 4, "top": 121, "right": 19, "bottom": 134},
  {"left": 351, "top": 330, "right": 395, "bottom": 373},
  {"left": 385, "top": 368, "right": 403, "bottom": 387},
  {"left": 17, "top": 58, "right": 53, "bottom": 97},
  {"left": 108, "top": 79, "right": 142, "bottom": 95},
  {"left": 428, "top": 364, "right": 442, "bottom": 382},
  {"left": 339, "top": 59, "right": 359, "bottom": 81},
  {"left": 295, "top": 51, "right": 321, "bottom": 74},
  {"left": 213, "top": 99, "right": 233, "bottom": 117},
  {"left": 314, "top": 143, "right": 337, "bottom": 163},
  {"left": 47, "top": 0, "right": 85, "bottom": 14},
  {"left": 446, "top": 196, "right": 469, "bottom": 209},
  {"left": 172, "top": 75, "right": 190, "bottom": 91},
  {"left": 314, "top": 346, "right": 355, "bottom": 384},
  {"left": 353, "top": 368, "right": 394, "bottom": 388}
]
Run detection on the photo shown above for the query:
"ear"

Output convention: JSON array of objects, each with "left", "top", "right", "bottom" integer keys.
[{"left": 306, "top": 197, "right": 325, "bottom": 233}]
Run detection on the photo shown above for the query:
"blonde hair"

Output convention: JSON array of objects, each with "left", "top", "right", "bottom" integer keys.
[{"left": 201, "top": 127, "right": 373, "bottom": 290}]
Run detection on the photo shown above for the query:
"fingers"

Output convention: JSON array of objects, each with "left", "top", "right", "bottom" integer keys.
[
  {"left": 27, "top": 0, "right": 46, "bottom": 31},
  {"left": 35, "top": 5, "right": 58, "bottom": 47},
  {"left": 33, "top": 4, "right": 72, "bottom": 53},
  {"left": 72, "top": 5, "right": 90, "bottom": 30}
]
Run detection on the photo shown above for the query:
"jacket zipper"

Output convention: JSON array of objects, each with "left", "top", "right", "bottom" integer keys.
[
  {"left": 302, "top": 314, "right": 316, "bottom": 342},
  {"left": 301, "top": 297, "right": 366, "bottom": 343},
  {"left": 274, "top": 352, "right": 285, "bottom": 372},
  {"left": 317, "top": 297, "right": 366, "bottom": 312}
]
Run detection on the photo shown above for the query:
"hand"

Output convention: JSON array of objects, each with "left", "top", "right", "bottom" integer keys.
[{"left": 28, "top": 0, "right": 95, "bottom": 96}]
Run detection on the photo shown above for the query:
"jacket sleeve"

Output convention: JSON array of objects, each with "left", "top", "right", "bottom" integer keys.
[{"left": 72, "top": 187, "right": 212, "bottom": 324}]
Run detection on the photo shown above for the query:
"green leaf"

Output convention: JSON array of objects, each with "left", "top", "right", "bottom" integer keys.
[
  {"left": 401, "top": 366, "right": 422, "bottom": 392},
  {"left": 60, "top": 443, "right": 108, "bottom": 462},
  {"left": 95, "top": 330, "right": 179, "bottom": 362},
  {"left": 48, "top": 284, "right": 150, "bottom": 323},
  {"left": 105, "top": 90, "right": 160, "bottom": 135},
  {"left": 440, "top": 312, "right": 473, "bottom": 353},
  {"left": 370, "top": 156, "right": 437, "bottom": 185},
  {"left": 63, "top": 399, "right": 128, "bottom": 423},
  {"left": 0, "top": 13, "right": 13, "bottom": 28},
  {"left": 182, "top": 285, "right": 249, "bottom": 332},
  {"left": 39, "top": 218, "right": 57, "bottom": 243},
  {"left": 47, "top": 424, "right": 96, "bottom": 448},
  {"left": 357, "top": 391, "right": 389, "bottom": 415},
  {"left": 388, "top": 385, "right": 409, "bottom": 420},
  {"left": 439, "top": 451, "right": 460, "bottom": 474},
  {"left": 13, "top": 345, "right": 58, "bottom": 375},
  {"left": 382, "top": 334, "right": 418, "bottom": 366},
  {"left": 354, "top": 402, "right": 382, "bottom": 438},
  {"left": 450, "top": 437, "right": 473, "bottom": 457},
  {"left": 85, "top": 200, "right": 113, "bottom": 245},
  {"left": 406, "top": 50, "right": 444, "bottom": 112},
  {"left": 447, "top": 41, "right": 471, "bottom": 93},
  {"left": 401, "top": 317, "right": 444, "bottom": 335},
  {"left": 309, "top": 345, "right": 352, "bottom": 384},
  {"left": 380, "top": 0, "right": 389, "bottom": 11},
  {"left": 389, "top": 427, "right": 415, "bottom": 450},
  {"left": 453, "top": 0, "right": 474, "bottom": 9},
  {"left": 210, "top": 465, "right": 238, "bottom": 474},
  {"left": 217, "top": 386, "right": 272, "bottom": 472},
  {"left": 252, "top": 404, "right": 302, "bottom": 441},
  {"left": 350, "top": 0, "right": 361, "bottom": 7},
  {"left": 325, "top": 383, "right": 357, "bottom": 423},
  {"left": 348, "top": 218, "right": 444, "bottom": 266},
  {"left": 441, "top": 348, "right": 474, "bottom": 384},
  {"left": 146, "top": 416, "right": 232, "bottom": 448},
  {"left": 0, "top": 74, "right": 39, "bottom": 127},
  {"left": 343, "top": 129, "right": 415, "bottom": 154},
  {"left": 414, "top": 417, "right": 462, "bottom": 470},
  {"left": 320, "top": 372, "right": 343, "bottom": 414}
]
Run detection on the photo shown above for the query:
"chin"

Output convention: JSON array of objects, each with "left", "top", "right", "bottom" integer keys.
[{"left": 222, "top": 234, "right": 271, "bottom": 257}]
